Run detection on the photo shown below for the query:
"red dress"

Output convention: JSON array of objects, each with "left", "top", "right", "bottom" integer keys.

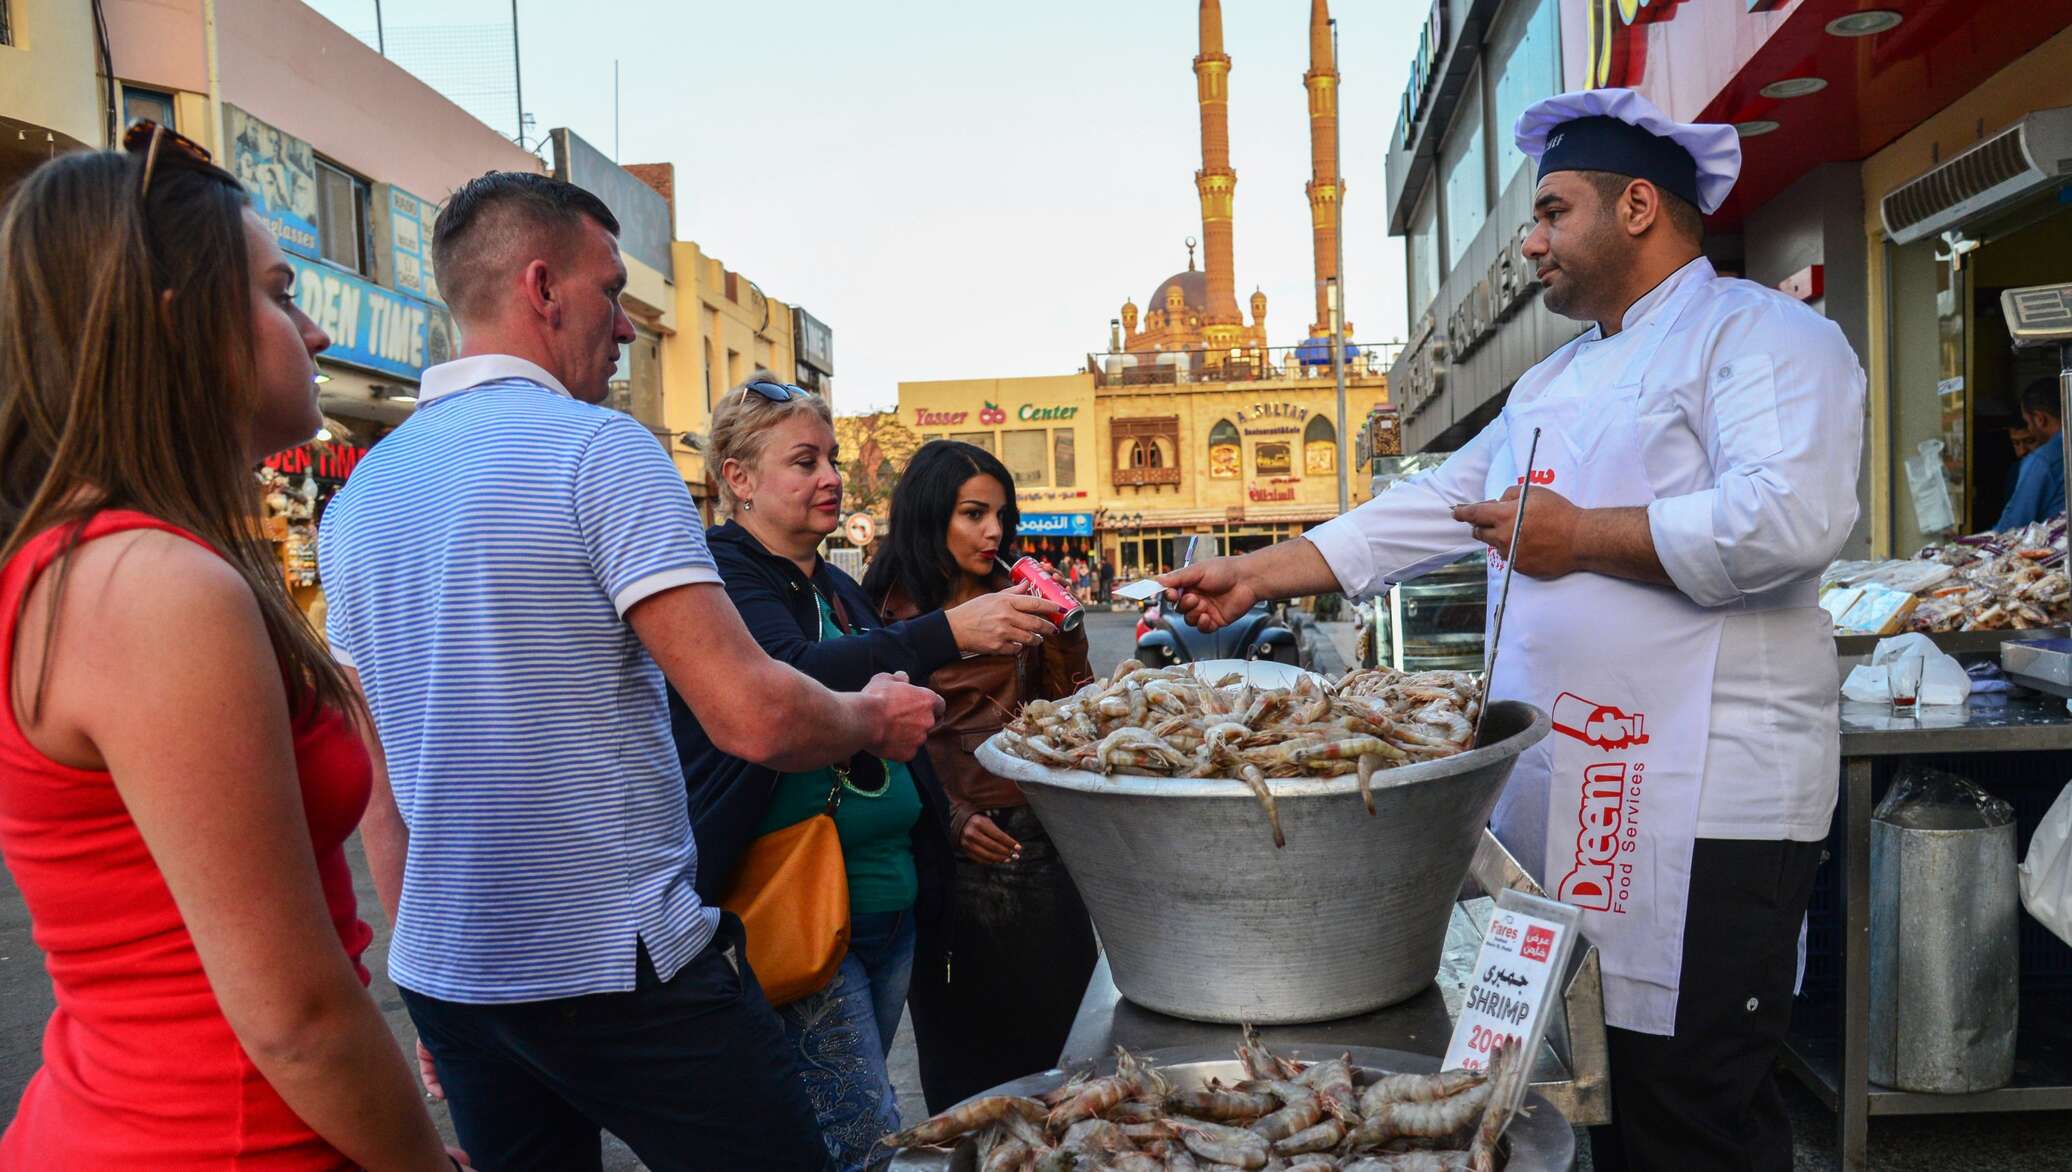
[{"left": 0, "top": 512, "right": 374, "bottom": 1170}]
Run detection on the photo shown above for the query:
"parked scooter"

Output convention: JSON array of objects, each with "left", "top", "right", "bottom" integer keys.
[{"left": 1133, "top": 537, "right": 1301, "bottom": 667}]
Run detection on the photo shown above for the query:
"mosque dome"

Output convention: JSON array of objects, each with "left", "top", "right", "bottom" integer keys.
[{"left": 1150, "top": 268, "right": 1208, "bottom": 313}]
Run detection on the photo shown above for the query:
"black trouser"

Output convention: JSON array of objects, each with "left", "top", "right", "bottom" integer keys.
[
  {"left": 401, "top": 914, "right": 833, "bottom": 1172},
  {"left": 1589, "top": 838, "right": 1823, "bottom": 1172},
  {"left": 905, "top": 805, "right": 1100, "bottom": 1113}
]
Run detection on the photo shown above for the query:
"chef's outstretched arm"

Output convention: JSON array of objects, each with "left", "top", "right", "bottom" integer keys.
[{"left": 1162, "top": 422, "right": 1501, "bottom": 632}]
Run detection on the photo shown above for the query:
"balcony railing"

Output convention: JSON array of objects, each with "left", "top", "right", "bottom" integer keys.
[
  {"left": 1087, "top": 340, "right": 1403, "bottom": 389},
  {"left": 1113, "top": 465, "right": 1183, "bottom": 487}
]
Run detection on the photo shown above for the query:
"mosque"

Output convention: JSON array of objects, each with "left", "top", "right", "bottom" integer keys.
[
  {"left": 894, "top": 0, "right": 1390, "bottom": 575},
  {"left": 1113, "top": 0, "right": 1353, "bottom": 363}
]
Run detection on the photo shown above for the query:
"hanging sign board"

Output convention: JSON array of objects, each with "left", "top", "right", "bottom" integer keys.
[{"left": 1443, "top": 889, "right": 1581, "bottom": 1074}]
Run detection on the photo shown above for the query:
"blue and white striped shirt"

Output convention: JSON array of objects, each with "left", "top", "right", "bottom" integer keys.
[{"left": 320, "top": 355, "right": 722, "bottom": 1003}]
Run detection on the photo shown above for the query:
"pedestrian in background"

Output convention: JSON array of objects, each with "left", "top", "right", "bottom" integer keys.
[
  {"left": 672, "top": 378, "right": 1059, "bottom": 1169},
  {"left": 863, "top": 442, "right": 1099, "bottom": 1111},
  {"left": 0, "top": 130, "right": 460, "bottom": 1171},
  {"left": 319, "top": 172, "right": 941, "bottom": 1172},
  {"left": 1097, "top": 555, "right": 1115, "bottom": 604}
]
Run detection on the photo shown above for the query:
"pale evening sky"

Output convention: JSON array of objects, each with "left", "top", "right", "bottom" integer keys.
[{"left": 306, "top": 1, "right": 1422, "bottom": 411}]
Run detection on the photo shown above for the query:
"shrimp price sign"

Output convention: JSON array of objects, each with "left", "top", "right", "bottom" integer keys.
[{"left": 1443, "top": 891, "right": 1581, "bottom": 1074}]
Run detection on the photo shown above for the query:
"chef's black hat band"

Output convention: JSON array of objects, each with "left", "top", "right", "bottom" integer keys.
[{"left": 1537, "top": 115, "right": 1702, "bottom": 213}]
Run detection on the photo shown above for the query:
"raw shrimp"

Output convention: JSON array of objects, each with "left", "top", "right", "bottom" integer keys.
[
  {"left": 1105, "top": 1100, "right": 1164, "bottom": 1124},
  {"left": 1269, "top": 1116, "right": 1347, "bottom": 1154},
  {"left": 1359, "top": 1067, "right": 1486, "bottom": 1114},
  {"left": 1049, "top": 1049, "right": 1168, "bottom": 1128},
  {"left": 1236, "top": 1023, "right": 1301, "bottom": 1081},
  {"left": 1163, "top": 1087, "right": 1278, "bottom": 1122},
  {"left": 1246, "top": 1087, "right": 1323, "bottom": 1141},
  {"left": 1238, "top": 763, "right": 1285, "bottom": 849},
  {"left": 978, "top": 1129, "right": 1031, "bottom": 1172},
  {"left": 1175, "top": 1119, "right": 1270, "bottom": 1169},
  {"left": 1467, "top": 1038, "right": 1529, "bottom": 1172},
  {"left": 885, "top": 1095, "right": 1048, "bottom": 1148},
  {"left": 1345, "top": 1086, "right": 1492, "bottom": 1150},
  {"left": 1297, "top": 1054, "right": 1360, "bottom": 1123}
]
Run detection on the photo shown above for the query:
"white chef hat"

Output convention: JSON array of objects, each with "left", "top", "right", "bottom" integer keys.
[{"left": 1513, "top": 87, "right": 1741, "bottom": 215}]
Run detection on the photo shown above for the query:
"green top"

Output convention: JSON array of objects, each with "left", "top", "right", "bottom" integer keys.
[{"left": 752, "top": 591, "right": 921, "bottom": 913}]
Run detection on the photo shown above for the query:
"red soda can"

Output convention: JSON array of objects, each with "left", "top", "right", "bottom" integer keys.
[{"left": 1003, "top": 556, "right": 1084, "bottom": 633}]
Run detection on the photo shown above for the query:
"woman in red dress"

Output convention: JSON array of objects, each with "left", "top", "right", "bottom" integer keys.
[{"left": 0, "top": 129, "right": 460, "bottom": 1169}]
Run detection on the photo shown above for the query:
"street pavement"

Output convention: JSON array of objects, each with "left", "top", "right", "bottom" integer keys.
[{"left": 6, "top": 608, "right": 2072, "bottom": 1167}]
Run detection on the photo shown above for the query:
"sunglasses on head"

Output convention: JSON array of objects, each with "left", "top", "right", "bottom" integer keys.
[
  {"left": 122, "top": 120, "right": 215, "bottom": 197},
  {"left": 744, "top": 380, "right": 813, "bottom": 403}
]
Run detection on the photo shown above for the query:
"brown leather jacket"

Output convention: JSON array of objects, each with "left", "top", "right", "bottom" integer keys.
[{"left": 881, "top": 579, "right": 1095, "bottom": 848}]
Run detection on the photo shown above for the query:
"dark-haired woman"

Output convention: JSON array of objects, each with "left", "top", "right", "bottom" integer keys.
[
  {"left": 862, "top": 441, "right": 1099, "bottom": 1110},
  {"left": 0, "top": 133, "right": 459, "bottom": 1168}
]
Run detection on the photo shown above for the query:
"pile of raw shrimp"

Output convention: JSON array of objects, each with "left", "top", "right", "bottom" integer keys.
[
  {"left": 997, "top": 662, "right": 1481, "bottom": 847},
  {"left": 883, "top": 1025, "right": 1527, "bottom": 1171}
]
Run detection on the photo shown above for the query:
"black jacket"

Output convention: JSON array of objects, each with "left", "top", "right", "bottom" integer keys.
[{"left": 670, "top": 522, "right": 960, "bottom": 942}]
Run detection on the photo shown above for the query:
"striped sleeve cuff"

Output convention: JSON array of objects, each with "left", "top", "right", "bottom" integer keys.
[{"left": 612, "top": 564, "right": 726, "bottom": 617}]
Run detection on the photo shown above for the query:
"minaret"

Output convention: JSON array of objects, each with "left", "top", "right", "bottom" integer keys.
[
  {"left": 1195, "top": 0, "right": 1244, "bottom": 352},
  {"left": 1305, "top": 0, "right": 1344, "bottom": 339}
]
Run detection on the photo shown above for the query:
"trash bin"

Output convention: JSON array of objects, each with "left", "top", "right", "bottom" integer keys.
[{"left": 1869, "top": 765, "right": 2019, "bottom": 1093}]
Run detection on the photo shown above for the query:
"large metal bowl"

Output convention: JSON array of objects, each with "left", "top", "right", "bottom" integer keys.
[{"left": 975, "top": 698, "right": 1549, "bottom": 1023}]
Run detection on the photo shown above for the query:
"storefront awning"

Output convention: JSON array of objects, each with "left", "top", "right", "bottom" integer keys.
[{"left": 1632, "top": 0, "right": 2072, "bottom": 229}]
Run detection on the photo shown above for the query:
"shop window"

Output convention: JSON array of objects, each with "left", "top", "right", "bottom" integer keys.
[
  {"left": 316, "top": 160, "right": 370, "bottom": 273},
  {"left": 703, "top": 338, "right": 717, "bottom": 412},
  {"left": 1208, "top": 419, "right": 1240, "bottom": 479},
  {"left": 949, "top": 431, "right": 995, "bottom": 454},
  {"left": 1053, "top": 429, "right": 1077, "bottom": 487},
  {"left": 1439, "top": 73, "right": 1487, "bottom": 272},
  {"left": 122, "top": 86, "right": 176, "bottom": 132},
  {"left": 1304, "top": 416, "right": 1337, "bottom": 476},
  {"left": 1408, "top": 189, "right": 1439, "bottom": 325},
  {"left": 1488, "top": 0, "right": 1559, "bottom": 190},
  {"left": 609, "top": 327, "right": 663, "bottom": 431},
  {"left": 1001, "top": 428, "right": 1049, "bottom": 487},
  {"left": 1255, "top": 442, "right": 1292, "bottom": 476},
  {"left": 1112, "top": 416, "right": 1181, "bottom": 487}
]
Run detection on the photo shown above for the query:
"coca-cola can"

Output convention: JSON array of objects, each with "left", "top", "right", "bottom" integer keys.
[{"left": 1004, "top": 556, "right": 1084, "bottom": 633}]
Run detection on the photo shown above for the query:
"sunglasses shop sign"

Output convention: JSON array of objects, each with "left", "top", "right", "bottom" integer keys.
[{"left": 289, "top": 255, "right": 442, "bottom": 381}]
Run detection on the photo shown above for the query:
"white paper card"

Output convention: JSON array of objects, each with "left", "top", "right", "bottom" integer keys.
[
  {"left": 1114, "top": 579, "right": 1166, "bottom": 602},
  {"left": 1442, "top": 891, "right": 1579, "bottom": 1073}
]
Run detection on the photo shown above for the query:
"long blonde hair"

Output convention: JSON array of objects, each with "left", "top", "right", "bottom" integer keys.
[
  {"left": 707, "top": 372, "right": 834, "bottom": 517},
  {"left": 0, "top": 147, "right": 354, "bottom": 719}
]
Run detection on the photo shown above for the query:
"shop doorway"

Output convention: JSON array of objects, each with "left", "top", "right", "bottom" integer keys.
[{"left": 1889, "top": 190, "right": 2072, "bottom": 551}]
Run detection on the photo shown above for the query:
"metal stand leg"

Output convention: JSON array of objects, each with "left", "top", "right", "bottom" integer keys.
[{"left": 1839, "top": 757, "right": 1873, "bottom": 1171}]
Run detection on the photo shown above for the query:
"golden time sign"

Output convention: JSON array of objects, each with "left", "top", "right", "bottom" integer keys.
[{"left": 1585, "top": 0, "right": 1688, "bottom": 90}]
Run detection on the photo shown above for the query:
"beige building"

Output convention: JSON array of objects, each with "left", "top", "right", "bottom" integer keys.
[
  {"left": 895, "top": 363, "right": 1388, "bottom": 571},
  {"left": 624, "top": 159, "right": 827, "bottom": 514}
]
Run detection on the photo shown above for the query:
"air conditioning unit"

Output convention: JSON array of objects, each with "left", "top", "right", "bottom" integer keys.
[{"left": 1882, "top": 107, "right": 2072, "bottom": 244}]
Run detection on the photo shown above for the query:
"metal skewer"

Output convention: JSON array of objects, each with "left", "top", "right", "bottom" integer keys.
[{"left": 1472, "top": 427, "right": 1542, "bottom": 747}]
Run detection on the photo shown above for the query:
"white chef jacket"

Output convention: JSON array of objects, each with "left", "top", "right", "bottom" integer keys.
[{"left": 1310, "top": 257, "right": 1865, "bottom": 843}]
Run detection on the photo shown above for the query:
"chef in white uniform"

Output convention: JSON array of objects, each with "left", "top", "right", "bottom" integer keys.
[{"left": 1163, "top": 88, "right": 1865, "bottom": 1171}]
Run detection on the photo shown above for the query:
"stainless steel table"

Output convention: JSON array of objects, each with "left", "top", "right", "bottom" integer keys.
[{"left": 1781, "top": 694, "right": 2072, "bottom": 1171}]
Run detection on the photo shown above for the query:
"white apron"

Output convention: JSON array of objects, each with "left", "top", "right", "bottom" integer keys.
[{"left": 1485, "top": 279, "right": 1726, "bottom": 1036}]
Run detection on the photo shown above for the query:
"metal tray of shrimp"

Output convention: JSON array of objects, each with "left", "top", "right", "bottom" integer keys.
[{"left": 886, "top": 1044, "right": 1575, "bottom": 1171}]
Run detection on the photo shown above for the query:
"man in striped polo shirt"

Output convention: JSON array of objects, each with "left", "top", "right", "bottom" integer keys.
[{"left": 320, "top": 172, "right": 941, "bottom": 1172}]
